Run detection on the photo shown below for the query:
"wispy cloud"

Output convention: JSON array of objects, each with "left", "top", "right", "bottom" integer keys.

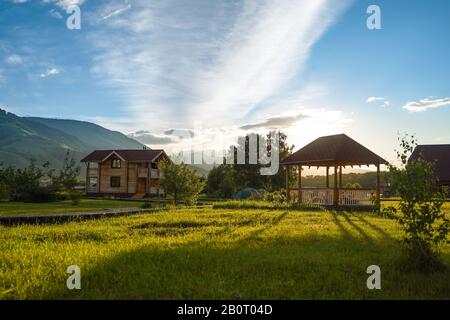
[
  {"left": 366, "top": 96, "right": 384, "bottom": 103},
  {"left": 48, "top": 8, "right": 63, "bottom": 19},
  {"left": 5, "top": 54, "right": 23, "bottom": 65},
  {"left": 367, "top": 96, "right": 390, "bottom": 108},
  {"left": 403, "top": 97, "right": 450, "bottom": 112},
  {"left": 240, "top": 113, "right": 308, "bottom": 130},
  {"left": 40, "top": 67, "right": 60, "bottom": 78},
  {"left": 102, "top": 2, "right": 132, "bottom": 20},
  {"left": 88, "top": 0, "right": 350, "bottom": 132},
  {"left": 128, "top": 130, "right": 174, "bottom": 145},
  {"left": 43, "top": 0, "right": 86, "bottom": 10}
]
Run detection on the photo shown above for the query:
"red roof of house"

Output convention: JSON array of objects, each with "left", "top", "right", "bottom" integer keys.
[
  {"left": 81, "top": 149, "right": 167, "bottom": 162},
  {"left": 410, "top": 144, "right": 450, "bottom": 182},
  {"left": 281, "top": 134, "right": 387, "bottom": 166}
]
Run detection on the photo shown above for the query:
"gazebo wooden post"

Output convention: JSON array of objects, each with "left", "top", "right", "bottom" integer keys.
[
  {"left": 339, "top": 166, "right": 343, "bottom": 189},
  {"left": 376, "top": 163, "right": 381, "bottom": 204},
  {"left": 286, "top": 165, "right": 290, "bottom": 202},
  {"left": 333, "top": 166, "right": 338, "bottom": 206},
  {"left": 326, "top": 166, "right": 330, "bottom": 205},
  {"left": 298, "top": 165, "right": 302, "bottom": 203}
]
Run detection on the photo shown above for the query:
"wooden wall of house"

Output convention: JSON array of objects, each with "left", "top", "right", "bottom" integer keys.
[
  {"left": 99, "top": 160, "right": 127, "bottom": 193},
  {"left": 127, "top": 163, "right": 137, "bottom": 193}
]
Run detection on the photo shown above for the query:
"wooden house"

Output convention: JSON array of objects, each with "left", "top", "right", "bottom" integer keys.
[{"left": 81, "top": 149, "right": 169, "bottom": 198}]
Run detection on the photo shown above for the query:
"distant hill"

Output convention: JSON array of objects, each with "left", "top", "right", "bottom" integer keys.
[
  {"left": 0, "top": 109, "right": 144, "bottom": 175},
  {"left": 27, "top": 117, "right": 143, "bottom": 150}
]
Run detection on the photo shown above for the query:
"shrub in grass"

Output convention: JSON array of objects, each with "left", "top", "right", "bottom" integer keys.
[
  {"left": 383, "top": 135, "right": 450, "bottom": 271},
  {"left": 263, "top": 189, "right": 287, "bottom": 204},
  {"left": 141, "top": 201, "right": 152, "bottom": 209},
  {"left": 70, "top": 191, "right": 82, "bottom": 206}
]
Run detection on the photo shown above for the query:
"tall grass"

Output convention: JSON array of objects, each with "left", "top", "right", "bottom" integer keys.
[{"left": 212, "top": 200, "right": 323, "bottom": 211}]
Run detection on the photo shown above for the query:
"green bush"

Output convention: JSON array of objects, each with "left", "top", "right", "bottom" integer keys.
[
  {"left": 70, "top": 191, "right": 82, "bottom": 206},
  {"left": 55, "top": 191, "right": 71, "bottom": 201},
  {"left": 0, "top": 183, "right": 10, "bottom": 201},
  {"left": 382, "top": 135, "right": 450, "bottom": 271},
  {"left": 263, "top": 189, "right": 287, "bottom": 203}
]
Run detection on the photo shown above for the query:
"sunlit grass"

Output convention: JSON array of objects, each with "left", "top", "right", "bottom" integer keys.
[
  {"left": 0, "top": 199, "right": 147, "bottom": 217},
  {"left": 1, "top": 206, "right": 449, "bottom": 299}
]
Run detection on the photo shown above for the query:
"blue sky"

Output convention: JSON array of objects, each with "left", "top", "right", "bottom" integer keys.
[{"left": 1, "top": 0, "right": 449, "bottom": 164}]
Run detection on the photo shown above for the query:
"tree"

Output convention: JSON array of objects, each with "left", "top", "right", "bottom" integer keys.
[
  {"left": 57, "top": 150, "right": 80, "bottom": 191},
  {"left": 206, "top": 164, "right": 237, "bottom": 198},
  {"left": 10, "top": 159, "right": 57, "bottom": 202},
  {"left": 159, "top": 160, "right": 205, "bottom": 205},
  {"left": 382, "top": 135, "right": 449, "bottom": 271},
  {"left": 229, "top": 131, "right": 295, "bottom": 191}
]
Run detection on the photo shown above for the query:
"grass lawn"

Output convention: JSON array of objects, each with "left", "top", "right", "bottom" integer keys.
[
  {"left": 1, "top": 206, "right": 449, "bottom": 299},
  {"left": 0, "top": 199, "right": 148, "bottom": 217}
]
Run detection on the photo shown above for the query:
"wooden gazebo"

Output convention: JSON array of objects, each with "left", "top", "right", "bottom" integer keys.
[{"left": 280, "top": 134, "right": 388, "bottom": 208}]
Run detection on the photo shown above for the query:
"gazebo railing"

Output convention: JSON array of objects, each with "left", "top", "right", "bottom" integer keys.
[
  {"left": 289, "top": 188, "right": 375, "bottom": 206},
  {"left": 338, "top": 189, "right": 374, "bottom": 206}
]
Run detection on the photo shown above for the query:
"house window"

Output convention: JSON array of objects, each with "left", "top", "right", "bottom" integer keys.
[
  {"left": 151, "top": 162, "right": 158, "bottom": 169},
  {"left": 111, "top": 159, "right": 121, "bottom": 168},
  {"left": 110, "top": 176, "right": 121, "bottom": 188},
  {"left": 89, "top": 177, "right": 98, "bottom": 188}
]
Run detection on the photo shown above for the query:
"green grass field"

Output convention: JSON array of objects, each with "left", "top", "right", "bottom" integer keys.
[
  {"left": 1, "top": 205, "right": 449, "bottom": 299},
  {"left": 0, "top": 199, "right": 148, "bottom": 217}
]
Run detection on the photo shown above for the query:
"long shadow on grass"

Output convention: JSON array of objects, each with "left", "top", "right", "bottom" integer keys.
[
  {"left": 46, "top": 235, "right": 401, "bottom": 300},
  {"left": 352, "top": 214, "right": 396, "bottom": 241},
  {"left": 340, "top": 212, "right": 373, "bottom": 244},
  {"left": 42, "top": 213, "right": 450, "bottom": 300},
  {"left": 330, "top": 211, "right": 353, "bottom": 240}
]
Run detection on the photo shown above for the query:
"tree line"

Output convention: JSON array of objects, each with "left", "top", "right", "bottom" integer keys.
[{"left": 0, "top": 151, "right": 81, "bottom": 203}]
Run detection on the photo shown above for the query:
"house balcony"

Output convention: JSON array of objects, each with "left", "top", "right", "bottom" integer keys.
[
  {"left": 87, "top": 168, "right": 98, "bottom": 177},
  {"left": 138, "top": 168, "right": 149, "bottom": 178},
  {"left": 150, "top": 169, "right": 160, "bottom": 178}
]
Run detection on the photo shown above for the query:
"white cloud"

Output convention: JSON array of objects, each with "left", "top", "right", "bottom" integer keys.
[
  {"left": 88, "top": 0, "right": 351, "bottom": 132},
  {"left": 43, "top": 0, "right": 86, "bottom": 10},
  {"left": 366, "top": 96, "right": 384, "bottom": 103},
  {"left": 5, "top": 54, "right": 23, "bottom": 65},
  {"left": 49, "top": 9, "right": 63, "bottom": 19},
  {"left": 241, "top": 113, "right": 308, "bottom": 130},
  {"left": 403, "top": 97, "right": 450, "bottom": 112},
  {"left": 366, "top": 96, "right": 390, "bottom": 108},
  {"left": 381, "top": 100, "right": 390, "bottom": 108},
  {"left": 40, "top": 68, "right": 60, "bottom": 78},
  {"left": 102, "top": 3, "right": 132, "bottom": 20}
]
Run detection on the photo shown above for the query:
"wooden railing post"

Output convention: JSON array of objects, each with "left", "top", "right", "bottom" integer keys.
[
  {"left": 298, "top": 165, "right": 302, "bottom": 203},
  {"left": 333, "top": 166, "right": 338, "bottom": 206},
  {"left": 376, "top": 163, "right": 381, "bottom": 204},
  {"left": 285, "top": 166, "right": 290, "bottom": 202}
]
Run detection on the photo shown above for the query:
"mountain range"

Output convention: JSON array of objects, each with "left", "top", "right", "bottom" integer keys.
[{"left": 0, "top": 108, "right": 144, "bottom": 175}]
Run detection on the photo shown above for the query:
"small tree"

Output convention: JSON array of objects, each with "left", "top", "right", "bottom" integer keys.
[
  {"left": 57, "top": 151, "right": 80, "bottom": 191},
  {"left": 383, "top": 135, "right": 449, "bottom": 271},
  {"left": 159, "top": 161, "right": 205, "bottom": 205}
]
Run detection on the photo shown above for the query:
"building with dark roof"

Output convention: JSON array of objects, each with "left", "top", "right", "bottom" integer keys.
[
  {"left": 81, "top": 149, "right": 169, "bottom": 198},
  {"left": 409, "top": 144, "right": 450, "bottom": 187}
]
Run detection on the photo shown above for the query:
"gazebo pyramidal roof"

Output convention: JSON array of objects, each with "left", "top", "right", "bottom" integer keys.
[{"left": 281, "top": 134, "right": 387, "bottom": 167}]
